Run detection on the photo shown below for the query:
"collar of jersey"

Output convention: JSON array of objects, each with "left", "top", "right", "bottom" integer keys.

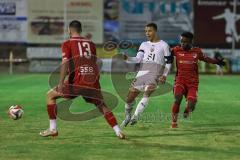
[
  {"left": 147, "top": 40, "right": 162, "bottom": 44},
  {"left": 70, "top": 36, "right": 84, "bottom": 39}
]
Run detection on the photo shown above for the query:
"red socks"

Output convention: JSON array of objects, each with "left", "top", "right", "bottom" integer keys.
[
  {"left": 47, "top": 104, "right": 57, "bottom": 119},
  {"left": 104, "top": 111, "right": 117, "bottom": 128},
  {"left": 172, "top": 103, "right": 180, "bottom": 123},
  {"left": 47, "top": 103, "right": 117, "bottom": 128}
]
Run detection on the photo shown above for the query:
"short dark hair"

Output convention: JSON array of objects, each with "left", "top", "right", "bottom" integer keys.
[
  {"left": 181, "top": 32, "right": 194, "bottom": 40},
  {"left": 69, "top": 20, "right": 82, "bottom": 33},
  {"left": 146, "top": 23, "right": 157, "bottom": 31}
]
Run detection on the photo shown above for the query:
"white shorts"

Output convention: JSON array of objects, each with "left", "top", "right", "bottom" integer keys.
[{"left": 131, "top": 74, "right": 159, "bottom": 91}]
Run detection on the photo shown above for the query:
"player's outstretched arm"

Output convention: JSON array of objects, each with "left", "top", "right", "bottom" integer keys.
[
  {"left": 124, "top": 51, "right": 144, "bottom": 63},
  {"left": 199, "top": 51, "right": 225, "bottom": 66},
  {"left": 124, "top": 42, "right": 145, "bottom": 63}
]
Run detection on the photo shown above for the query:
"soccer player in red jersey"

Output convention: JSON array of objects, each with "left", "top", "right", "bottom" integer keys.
[
  {"left": 171, "top": 32, "right": 225, "bottom": 128},
  {"left": 39, "top": 20, "right": 125, "bottom": 139}
]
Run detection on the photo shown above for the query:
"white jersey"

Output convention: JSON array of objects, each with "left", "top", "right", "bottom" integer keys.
[
  {"left": 136, "top": 40, "right": 171, "bottom": 78},
  {"left": 139, "top": 40, "right": 170, "bottom": 65}
]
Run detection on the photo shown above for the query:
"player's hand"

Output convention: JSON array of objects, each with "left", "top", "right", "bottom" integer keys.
[
  {"left": 217, "top": 59, "right": 226, "bottom": 66},
  {"left": 123, "top": 54, "right": 128, "bottom": 60},
  {"left": 120, "top": 52, "right": 128, "bottom": 60},
  {"left": 158, "top": 76, "right": 166, "bottom": 84}
]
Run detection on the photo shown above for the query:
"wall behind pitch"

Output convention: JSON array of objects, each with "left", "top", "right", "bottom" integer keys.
[
  {"left": 119, "top": 0, "right": 193, "bottom": 44},
  {"left": 0, "top": 0, "right": 27, "bottom": 43},
  {"left": 194, "top": 0, "right": 240, "bottom": 48},
  {"left": 27, "top": 0, "right": 103, "bottom": 44}
]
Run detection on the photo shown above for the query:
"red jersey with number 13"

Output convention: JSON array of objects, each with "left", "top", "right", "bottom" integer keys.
[{"left": 61, "top": 36, "right": 100, "bottom": 87}]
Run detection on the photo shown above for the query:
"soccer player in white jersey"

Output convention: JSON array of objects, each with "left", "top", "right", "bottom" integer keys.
[{"left": 121, "top": 23, "right": 173, "bottom": 126}]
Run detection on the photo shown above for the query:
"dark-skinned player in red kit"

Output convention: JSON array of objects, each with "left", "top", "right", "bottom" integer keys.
[{"left": 171, "top": 32, "right": 225, "bottom": 128}]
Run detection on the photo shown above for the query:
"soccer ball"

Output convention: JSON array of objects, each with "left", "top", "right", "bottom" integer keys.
[{"left": 8, "top": 105, "right": 24, "bottom": 120}]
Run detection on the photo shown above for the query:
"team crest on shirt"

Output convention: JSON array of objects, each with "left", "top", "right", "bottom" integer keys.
[
  {"left": 193, "top": 54, "right": 197, "bottom": 58},
  {"left": 150, "top": 45, "right": 154, "bottom": 52}
]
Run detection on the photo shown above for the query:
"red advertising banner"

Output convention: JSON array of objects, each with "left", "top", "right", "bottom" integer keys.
[{"left": 194, "top": 0, "right": 240, "bottom": 48}]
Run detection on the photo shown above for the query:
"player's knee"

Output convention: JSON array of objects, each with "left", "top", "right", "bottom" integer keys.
[
  {"left": 125, "top": 93, "right": 133, "bottom": 103},
  {"left": 174, "top": 100, "right": 181, "bottom": 106},
  {"left": 144, "top": 85, "right": 156, "bottom": 96},
  {"left": 145, "top": 85, "right": 156, "bottom": 91},
  {"left": 46, "top": 90, "right": 53, "bottom": 98},
  {"left": 126, "top": 88, "right": 138, "bottom": 103},
  {"left": 129, "top": 87, "right": 139, "bottom": 93},
  {"left": 96, "top": 104, "right": 105, "bottom": 114},
  {"left": 188, "top": 97, "right": 197, "bottom": 104},
  {"left": 47, "top": 89, "right": 59, "bottom": 101},
  {"left": 174, "top": 94, "right": 183, "bottom": 105},
  {"left": 126, "top": 96, "right": 134, "bottom": 104}
]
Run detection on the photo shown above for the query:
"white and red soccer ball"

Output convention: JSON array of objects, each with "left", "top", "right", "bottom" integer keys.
[{"left": 8, "top": 105, "right": 24, "bottom": 120}]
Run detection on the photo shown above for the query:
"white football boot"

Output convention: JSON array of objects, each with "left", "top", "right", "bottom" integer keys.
[
  {"left": 121, "top": 108, "right": 132, "bottom": 127},
  {"left": 39, "top": 129, "right": 58, "bottom": 137}
]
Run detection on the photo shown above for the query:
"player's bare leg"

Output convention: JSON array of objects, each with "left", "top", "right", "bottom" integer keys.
[
  {"left": 171, "top": 94, "right": 183, "bottom": 128},
  {"left": 97, "top": 103, "right": 125, "bottom": 139},
  {"left": 121, "top": 87, "right": 140, "bottom": 127},
  {"left": 130, "top": 84, "right": 156, "bottom": 126},
  {"left": 40, "top": 88, "right": 61, "bottom": 137}
]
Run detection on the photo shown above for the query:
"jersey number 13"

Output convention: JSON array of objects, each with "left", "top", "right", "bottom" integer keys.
[{"left": 78, "top": 42, "right": 91, "bottom": 59}]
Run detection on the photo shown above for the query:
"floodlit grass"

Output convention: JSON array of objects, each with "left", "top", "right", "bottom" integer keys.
[{"left": 0, "top": 74, "right": 239, "bottom": 160}]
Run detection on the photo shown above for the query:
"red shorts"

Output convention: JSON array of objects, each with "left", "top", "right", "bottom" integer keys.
[
  {"left": 174, "top": 80, "right": 198, "bottom": 101},
  {"left": 56, "top": 81, "right": 104, "bottom": 106}
]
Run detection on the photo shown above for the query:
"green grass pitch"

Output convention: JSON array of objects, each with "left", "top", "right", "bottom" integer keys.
[{"left": 0, "top": 73, "right": 240, "bottom": 160}]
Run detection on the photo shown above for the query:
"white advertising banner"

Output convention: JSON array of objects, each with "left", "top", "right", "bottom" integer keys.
[{"left": 0, "top": 0, "right": 27, "bottom": 42}]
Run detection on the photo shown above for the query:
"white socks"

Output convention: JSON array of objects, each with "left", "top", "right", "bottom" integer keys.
[
  {"left": 134, "top": 97, "right": 149, "bottom": 118},
  {"left": 113, "top": 125, "right": 121, "bottom": 135},
  {"left": 49, "top": 119, "right": 120, "bottom": 135},
  {"left": 50, "top": 119, "right": 57, "bottom": 131}
]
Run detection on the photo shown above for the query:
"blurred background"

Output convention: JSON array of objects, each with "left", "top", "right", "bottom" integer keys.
[{"left": 0, "top": 0, "right": 239, "bottom": 74}]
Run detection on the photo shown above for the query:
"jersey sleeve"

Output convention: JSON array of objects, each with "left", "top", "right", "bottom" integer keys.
[
  {"left": 198, "top": 49, "right": 218, "bottom": 64},
  {"left": 61, "top": 41, "right": 71, "bottom": 60},
  {"left": 127, "top": 42, "right": 145, "bottom": 63},
  {"left": 136, "top": 42, "right": 145, "bottom": 60},
  {"left": 127, "top": 51, "right": 144, "bottom": 63},
  {"left": 163, "top": 43, "right": 171, "bottom": 56},
  {"left": 138, "top": 42, "right": 145, "bottom": 53}
]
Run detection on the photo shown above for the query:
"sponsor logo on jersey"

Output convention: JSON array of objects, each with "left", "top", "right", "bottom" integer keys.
[
  {"left": 179, "top": 53, "right": 184, "bottom": 56},
  {"left": 193, "top": 54, "right": 197, "bottom": 58},
  {"left": 179, "top": 60, "right": 196, "bottom": 64},
  {"left": 150, "top": 47, "right": 154, "bottom": 52}
]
